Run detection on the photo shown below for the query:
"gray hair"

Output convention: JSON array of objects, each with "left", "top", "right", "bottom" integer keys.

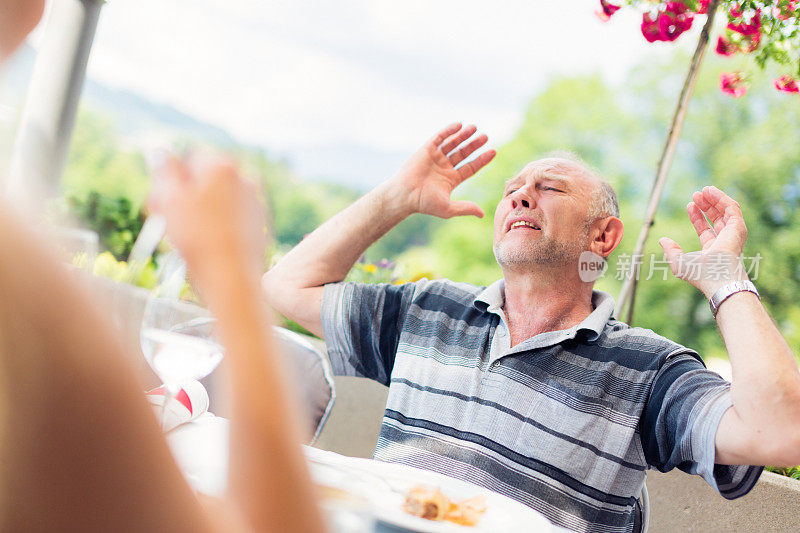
[{"left": 542, "top": 150, "right": 620, "bottom": 219}]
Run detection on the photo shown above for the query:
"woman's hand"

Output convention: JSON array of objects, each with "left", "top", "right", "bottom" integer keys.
[{"left": 149, "top": 154, "right": 267, "bottom": 285}]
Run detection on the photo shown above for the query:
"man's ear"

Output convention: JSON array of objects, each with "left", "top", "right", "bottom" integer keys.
[{"left": 591, "top": 217, "right": 624, "bottom": 258}]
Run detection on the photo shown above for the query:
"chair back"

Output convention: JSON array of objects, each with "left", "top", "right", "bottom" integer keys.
[{"left": 273, "top": 327, "right": 336, "bottom": 444}]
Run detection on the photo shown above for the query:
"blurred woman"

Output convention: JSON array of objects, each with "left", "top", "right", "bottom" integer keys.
[{"left": 0, "top": 2, "right": 325, "bottom": 531}]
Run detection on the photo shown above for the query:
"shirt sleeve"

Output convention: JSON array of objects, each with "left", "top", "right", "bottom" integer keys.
[
  {"left": 640, "top": 352, "right": 763, "bottom": 499},
  {"left": 320, "top": 281, "right": 420, "bottom": 386}
]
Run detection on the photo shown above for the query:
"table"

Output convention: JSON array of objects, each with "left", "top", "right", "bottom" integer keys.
[
  {"left": 167, "top": 417, "right": 560, "bottom": 532},
  {"left": 167, "top": 413, "right": 229, "bottom": 497},
  {"left": 305, "top": 446, "right": 555, "bottom": 532}
]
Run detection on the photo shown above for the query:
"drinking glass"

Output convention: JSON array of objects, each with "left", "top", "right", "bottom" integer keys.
[{"left": 140, "top": 253, "right": 224, "bottom": 429}]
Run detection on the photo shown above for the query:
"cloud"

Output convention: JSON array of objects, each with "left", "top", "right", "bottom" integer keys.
[{"left": 82, "top": 0, "right": 687, "bottom": 156}]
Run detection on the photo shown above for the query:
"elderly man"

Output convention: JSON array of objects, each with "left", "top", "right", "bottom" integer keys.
[{"left": 263, "top": 124, "right": 800, "bottom": 532}]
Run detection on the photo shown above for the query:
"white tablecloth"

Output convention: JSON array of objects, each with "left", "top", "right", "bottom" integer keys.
[
  {"left": 166, "top": 413, "right": 229, "bottom": 497},
  {"left": 167, "top": 418, "right": 558, "bottom": 532}
]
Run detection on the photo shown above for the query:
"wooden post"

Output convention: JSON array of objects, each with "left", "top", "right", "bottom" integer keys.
[{"left": 615, "top": 0, "right": 722, "bottom": 323}]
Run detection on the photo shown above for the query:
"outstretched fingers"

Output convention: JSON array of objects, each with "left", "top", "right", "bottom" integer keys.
[
  {"left": 696, "top": 186, "right": 747, "bottom": 237},
  {"left": 687, "top": 201, "right": 716, "bottom": 248},
  {"left": 449, "top": 134, "right": 488, "bottom": 167},
  {"left": 430, "top": 123, "right": 463, "bottom": 148},
  {"left": 148, "top": 154, "right": 190, "bottom": 213},
  {"left": 446, "top": 200, "right": 484, "bottom": 219},
  {"left": 658, "top": 237, "right": 684, "bottom": 277},
  {"left": 440, "top": 124, "right": 477, "bottom": 155},
  {"left": 705, "top": 186, "right": 744, "bottom": 222},
  {"left": 457, "top": 149, "right": 496, "bottom": 181},
  {"left": 692, "top": 188, "right": 721, "bottom": 230},
  {"left": 163, "top": 154, "right": 192, "bottom": 183}
]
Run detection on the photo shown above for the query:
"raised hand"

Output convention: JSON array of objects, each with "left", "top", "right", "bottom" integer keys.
[
  {"left": 659, "top": 186, "right": 749, "bottom": 297},
  {"left": 390, "top": 123, "right": 496, "bottom": 219},
  {"left": 149, "top": 154, "right": 267, "bottom": 285}
]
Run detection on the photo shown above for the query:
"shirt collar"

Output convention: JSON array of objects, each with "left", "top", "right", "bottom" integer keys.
[
  {"left": 474, "top": 279, "right": 615, "bottom": 342},
  {"left": 474, "top": 279, "right": 506, "bottom": 312}
]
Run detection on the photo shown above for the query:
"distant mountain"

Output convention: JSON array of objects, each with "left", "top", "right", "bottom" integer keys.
[
  {"left": 1, "top": 44, "right": 400, "bottom": 191},
  {"left": 81, "top": 81, "right": 238, "bottom": 148},
  {"left": 1, "top": 43, "right": 237, "bottom": 149}
]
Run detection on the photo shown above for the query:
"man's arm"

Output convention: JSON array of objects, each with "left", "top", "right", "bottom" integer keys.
[
  {"left": 262, "top": 123, "right": 495, "bottom": 337},
  {"left": 660, "top": 186, "right": 800, "bottom": 467}
]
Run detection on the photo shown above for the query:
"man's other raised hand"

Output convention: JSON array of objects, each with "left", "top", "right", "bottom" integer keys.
[
  {"left": 389, "top": 123, "right": 496, "bottom": 219},
  {"left": 659, "top": 186, "right": 749, "bottom": 298}
]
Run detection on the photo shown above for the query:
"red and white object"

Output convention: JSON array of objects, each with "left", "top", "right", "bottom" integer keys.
[{"left": 146, "top": 380, "right": 209, "bottom": 432}]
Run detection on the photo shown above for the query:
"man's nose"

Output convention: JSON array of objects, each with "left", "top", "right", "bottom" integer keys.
[
  {"left": 510, "top": 187, "right": 536, "bottom": 210},
  {"left": 512, "top": 198, "right": 530, "bottom": 209}
]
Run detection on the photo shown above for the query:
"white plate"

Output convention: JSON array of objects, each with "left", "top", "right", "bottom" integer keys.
[{"left": 304, "top": 447, "right": 553, "bottom": 533}]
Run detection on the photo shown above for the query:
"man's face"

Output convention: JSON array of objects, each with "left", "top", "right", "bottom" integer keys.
[
  {"left": 493, "top": 158, "right": 601, "bottom": 270},
  {"left": 0, "top": 0, "right": 45, "bottom": 61}
]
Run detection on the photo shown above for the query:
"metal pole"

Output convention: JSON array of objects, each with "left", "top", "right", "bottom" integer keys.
[
  {"left": 4, "top": 0, "right": 104, "bottom": 207},
  {"left": 615, "top": 0, "right": 721, "bottom": 323}
]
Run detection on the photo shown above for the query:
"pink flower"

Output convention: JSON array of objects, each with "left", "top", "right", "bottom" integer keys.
[
  {"left": 715, "top": 36, "right": 737, "bottom": 56},
  {"left": 719, "top": 72, "right": 748, "bottom": 97},
  {"left": 740, "top": 31, "right": 761, "bottom": 53},
  {"left": 695, "top": 0, "right": 711, "bottom": 14},
  {"left": 728, "top": 7, "right": 761, "bottom": 36},
  {"left": 596, "top": 0, "right": 621, "bottom": 21},
  {"left": 658, "top": 13, "right": 692, "bottom": 41},
  {"left": 774, "top": 75, "right": 800, "bottom": 93},
  {"left": 641, "top": 13, "right": 661, "bottom": 42},
  {"left": 640, "top": 2, "right": 694, "bottom": 42},
  {"left": 600, "top": 0, "right": 621, "bottom": 17},
  {"left": 774, "top": 1, "right": 796, "bottom": 21}
]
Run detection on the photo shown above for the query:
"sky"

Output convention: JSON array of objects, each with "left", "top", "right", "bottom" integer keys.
[{"left": 26, "top": 0, "right": 701, "bottom": 186}]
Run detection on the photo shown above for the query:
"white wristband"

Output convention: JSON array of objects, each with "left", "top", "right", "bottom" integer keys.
[{"left": 709, "top": 280, "right": 759, "bottom": 318}]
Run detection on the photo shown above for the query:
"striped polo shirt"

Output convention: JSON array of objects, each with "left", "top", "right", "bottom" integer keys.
[{"left": 321, "top": 278, "right": 762, "bottom": 533}]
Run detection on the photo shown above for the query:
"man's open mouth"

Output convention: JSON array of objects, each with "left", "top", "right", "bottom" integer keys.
[{"left": 508, "top": 220, "right": 541, "bottom": 231}]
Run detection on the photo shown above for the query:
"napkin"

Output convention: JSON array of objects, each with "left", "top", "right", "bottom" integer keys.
[{"left": 146, "top": 379, "right": 210, "bottom": 432}]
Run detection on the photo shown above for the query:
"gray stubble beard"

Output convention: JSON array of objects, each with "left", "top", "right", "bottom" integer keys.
[{"left": 493, "top": 228, "right": 590, "bottom": 271}]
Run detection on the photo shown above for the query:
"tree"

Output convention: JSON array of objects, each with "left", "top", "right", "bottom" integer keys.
[{"left": 411, "top": 56, "right": 800, "bottom": 360}]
